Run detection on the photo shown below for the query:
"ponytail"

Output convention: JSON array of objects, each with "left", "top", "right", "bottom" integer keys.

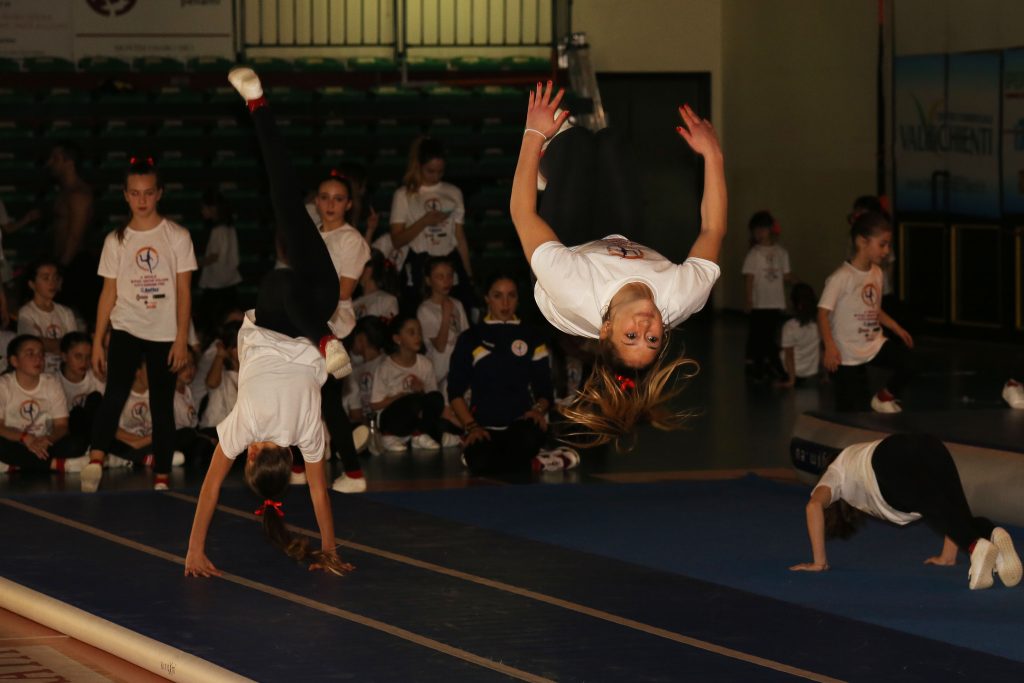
[{"left": 402, "top": 136, "right": 446, "bottom": 193}]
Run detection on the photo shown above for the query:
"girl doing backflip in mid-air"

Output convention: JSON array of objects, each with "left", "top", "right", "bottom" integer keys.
[
  {"left": 185, "top": 68, "right": 355, "bottom": 577},
  {"left": 509, "top": 82, "right": 726, "bottom": 447}
]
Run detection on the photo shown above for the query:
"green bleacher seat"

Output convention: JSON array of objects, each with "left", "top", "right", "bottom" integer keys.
[
  {"left": 211, "top": 119, "right": 250, "bottom": 138},
  {"left": 429, "top": 120, "right": 474, "bottom": 137},
  {"left": 501, "top": 55, "right": 550, "bottom": 71},
  {"left": 100, "top": 120, "right": 149, "bottom": 139},
  {"left": 406, "top": 56, "right": 447, "bottom": 72},
  {"left": 296, "top": 56, "right": 344, "bottom": 72},
  {"left": 22, "top": 57, "right": 74, "bottom": 72},
  {"left": 78, "top": 56, "right": 131, "bottom": 73},
  {"left": 424, "top": 85, "right": 471, "bottom": 100},
  {"left": 373, "top": 120, "right": 421, "bottom": 147},
  {"left": 44, "top": 121, "right": 93, "bottom": 140},
  {"left": 0, "top": 120, "right": 33, "bottom": 139},
  {"left": 0, "top": 58, "right": 19, "bottom": 72},
  {"left": 444, "top": 155, "right": 477, "bottom": 177},
  {"left": 370, "top": 85, "right": 419, "bottom": 99},
  {"left": 478, "top": 120, "right": 523, "bottom": 146},
  {"left": 477, "top": 149, "right": 516, "bottom": 175},
  {"left": 349, "top": 56, "right": 397, "bottom": 72},
  {"left": 214, "top": 151, "right": 258, "bottom": 168},
  {"left": 133, "top": 56, "right": 184, "bottom": 72},
  {"left": 0, "top": 89, "right": 35, "bottom": 106},
  {"left": 452, "top": 56, "right": 500, "bottom": 71},
  {"left": 157, "top": 120, "right": 206, "bottom": 138},
  {"left": 235, "top": 220, "right": 262, "bottom": 236},
  {"left": 159, "top": 151, "right": 203, "bottom": 168},
  {"left": 321, "top": 120, "right": 370, "bottom": 143},
  {"left": 320, "top": 150, "right": 368, "bottom": 168},
  {"left": 209, "top": 87, "right": 242, "bottom": 105},
  {"left": 265, "top": 86, "right": 314, "bottom": 104},
  {"left": 42, "top": 88, "right": 90, "bottom": 105},
  {"left": 220, "top": 184, "right": 260, "bottom": 201},
  {"left": 248, "top": 57, "right": 292, "bottom": 72},
  {"left": 155, "top": 87, "right": 203, "bottom": 105},
  {"left": 475, "top": 85, "right": 522, "bottom": 99},
  {"left": 468, "top": 184, "right": 511, "bottom": 212},
  {"left": 187, "top": 56, "right": 233, "bottom": 73},
  {"left": 318, "top": 86, "right": 367, "bottom": 103}
]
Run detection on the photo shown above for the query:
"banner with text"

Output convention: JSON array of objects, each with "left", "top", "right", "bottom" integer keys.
[
  {"left": 73, "top": 0, "right": 234, "bottom": 60},
  {"left": 1003, "top": 49, "right": 1024, "bottom": 214},
  {"left": 894, "top": 55, "right": 947, "bottom": 213},
  {"left": 0, "top": 0, "right": 72, "bottom": 59},
  {"left": 946, "top": 52, "right": 1000, "bottom": 218}
]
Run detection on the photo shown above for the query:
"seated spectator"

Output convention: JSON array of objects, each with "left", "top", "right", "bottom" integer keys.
[
  {"left": 18, "top": 259, "right": 83, "bottom": 374},
  {"left": 197, "top": 189, "right": 241, "bottom": 333},
  {"left": 0, "top": 335, "right": 89, "bottom": 474},
  {"left": 192, "top": 308, "right": 243, "bottom": 418},
  {"left": 58, "top": 331, "right": 105, "bottom": 442},
  {"left": 777, "top": 283, "right": 822, "bottom": 389},
  {"left": 200, "top": 321, "right": 240, "bottom": 429},
  {"left": 354, "top": 249, "right": 399, "bottom": 322},
  {"left": 448, "top": 275, "right": 578, "bottom": 476},
  {"left": 416, "top": 256, "right": 468, "bottom": 397},
  {"left": 343, "top": 316, "right": 389, "bottom": 426},
  {"left": 173, "top": 347, "right": 217, "bottom": 466}
]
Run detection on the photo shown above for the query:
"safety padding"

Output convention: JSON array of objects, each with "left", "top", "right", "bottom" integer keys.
[{"left": 791, "top": 410, "right": 1024, "bottom": 526}]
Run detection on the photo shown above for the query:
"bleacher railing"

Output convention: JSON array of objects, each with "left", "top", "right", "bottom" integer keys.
[{"left": 239, "top": 0, "right": 563, "bottom": 57}]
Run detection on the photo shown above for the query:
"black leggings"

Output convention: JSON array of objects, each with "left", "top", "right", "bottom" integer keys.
[
  {"left": 0, "top": 432, "right": 88, "bottom": 472},
  {"left": 872, "top": 433, "right": 993, "bottom": 552},
  {"left": 250, "top": 104, "right": 338, "bottom": 345},
  {"left": 539, "top": 126, "right": 643, "bottom": 247},
  {"left": 321, "top": 375, "right": 358, "bottom": 472},
  {"left": 91, "top": 330, "right": 177, "bottom": 474},
  {"left": 462, "top": 419, "right": 546, "bottom": 476},
  {"left": 379, "top": 392, "right": 446, "bottom": 442},
  {"left": 834, "top": 337, "right": 916, "bottom": 411},
  {"left": 746, "top": 309, "right": 784, "bottom": 373}
]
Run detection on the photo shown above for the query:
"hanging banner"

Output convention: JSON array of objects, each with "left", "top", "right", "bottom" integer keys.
[
  {"left": 0, "top": 0, "right": 72, "bottom": 59},
  {"left": 946, "top": 52, "right": 1000, "bottom": 218},
  {"left": 1003, "top": 49, "right": 1024, "bottom": 214},
  {"left": 894, "top": 55, "right": 947, "bottom": 213},
  {"left": 72, "top": 0, "right": 234, "bottom": 60}
]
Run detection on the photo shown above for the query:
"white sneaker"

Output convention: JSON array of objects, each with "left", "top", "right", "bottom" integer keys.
[
  {"left": 332, "top": 472, "right": 367, "bottom": 494},
  {"left": 870, "top": 391, "right": 902, "bottom": 414},
  {"left": 227, "top": 66, "right": 263, "bottom": 101},
  {"left": 381, "top": 434, "right": 408, "bottom": 453},
  {"left": 352, "top": 425, "right": 370, "bottom": 453},
  {"left": 323, "top": 338, "right": 352, "bottom": 379},
  {"left": 172, "top": 450, "right": 185, "bottom": 467},
  {"left": 153, "top": 480, "right": 169, "bottom": 491},
  {"left": 411, "top": 433, "right": 441, "bottom": 451},
  {"left": 441, "top": 432, "right": 463, "bottom": 449},
  {"left": 105, "top": 454, "right": 133, "bottom": 469},
  {"left": 1002, "top": 380, "right": 1024, "bottom": 409},
  {"left": 61, "top": 454, "right": 91, "bottom": 473},
  {"left": 991, "top": 527, "right": 1022, "bottom": 587},
  {"left": 290, "top": 468, "right": 307, "bottom": 485},
  {"left": 549, "top": 446, "right": 580, "bottom": 470},
  {"left": 533, "top": 450, "right": 565, "bottom": 472},
  {"left": 0, "top": 461, "right": 9, "bottom": 474},
  {"left": 81, "top": 462, "right": 103, "bottom": 493},
  {"left": 968, "top": 538, "right": 998, "bottom": 590}
]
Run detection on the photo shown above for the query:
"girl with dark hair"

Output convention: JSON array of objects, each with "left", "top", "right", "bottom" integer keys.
[
  {"left": 197, "top": 188, "right": 241, "bottom": 333},
  {"left": 792, "top": 433, "right": 1022, "bottom": 591},
  {"left": 82, "top": 157, "right": 197, "bottom": 492},
  {"left": 416, "top": 256, "right": 469, "bottom": 401},
  {"left": 353, "top": 248, "right": 399, "bottom": 321},
  {"left": 818, "top": 211, "right": 914, "bottom": 412},
  {"left": 509, "top": 83, "right": 725, "bottom": 449},
  {"left": 742, "top": 210, "right": 790, "bottom": 382},
  {"left": 185, "top": 68, "right": 354, "bottom": 578},
  {"left": 776, "top": 283, "right": 820, "bottom": 389},
  {"left": 389, "top": 136, "right": 473, "bottom": 312}
]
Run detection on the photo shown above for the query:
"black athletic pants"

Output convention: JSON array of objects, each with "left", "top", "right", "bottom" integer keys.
[
  {"left": 462, "top": 419, "right": 546, "bottom": 476},
  {"left": 746, "top": 309, "right": 784, "bottom": 376},
  {"left": 872, "top": 433, "right": 993, "bottom": 552},
  {"left": 834, "top": 337, "right": 915, "bottom": 411},
  {"left": 379, "top": 392, "right": 446, "bottom": 442},
  {"left": 0, "top": 432, "right": 88, "bottom": 471}
]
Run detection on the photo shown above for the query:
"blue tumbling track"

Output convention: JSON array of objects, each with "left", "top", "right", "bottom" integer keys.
[{"left": 1, "top": 480, "right": 1022, "bottom": 681}]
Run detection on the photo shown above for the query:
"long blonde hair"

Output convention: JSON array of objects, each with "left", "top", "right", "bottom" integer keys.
[
  {"left": 402, "top": 136, "right": 446, "bottom": 192},
  {"left": 558, "top": 335, "right": 700, "bottom": 451}
]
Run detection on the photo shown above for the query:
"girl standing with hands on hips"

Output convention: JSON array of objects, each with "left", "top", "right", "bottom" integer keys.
[
  {"left": 82, "top": 158, "right": 196, "bottom": 492},
  {"left": 509, "top": 82, "right": 725, "bottom": 447}
]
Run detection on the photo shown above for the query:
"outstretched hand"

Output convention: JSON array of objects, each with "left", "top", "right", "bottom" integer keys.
[
  {"left": 675, "top": 104, "right": 721, "bottom": 158},
  {"left": 525, "top": 81, "right": 570, "bottom": 140}
]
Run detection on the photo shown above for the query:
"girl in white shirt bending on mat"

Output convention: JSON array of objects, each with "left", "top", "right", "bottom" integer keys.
[
  {"left": 186, "top": 68, "right": 353, "bottom": 578},
  {"left": 510, "top": 83, "right": 726, "bottom": 447},
  {"left": 82, "top": 158, "right": 197, "bottom": 492},
  {"left": 792, "top": 433, "right": 1022, "bottom": 591},
  {"left": 818, "top": 211, "right": 914, "bottom": 413}
]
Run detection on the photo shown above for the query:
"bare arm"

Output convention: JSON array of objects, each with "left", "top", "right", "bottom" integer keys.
[
  {"left": 390, "top": 213, "right": 443, "bottom": 249},
  {"left": 878, "top": 309, "right": 914, "bottom": 348},
  {"left": 57, "top": 193, "right": 91, "bottom": 266},
  {"left": 818, "top": 307, "right": 840, "bottom": 373},
  {"left": 454, "top": 223, "right": 472, "bottom": 276},
  {"left": 791, "top": 486, "right": 831, "bottom": 571},
  {"left": 92, "top": 278, "right": 117, "bottom": 379},
  {"left": 304, "top": 459, "right": 336, "bottom": 553},
  {"left": 678, "top": 105, "right": 727, "bottom": 264},
  {"left": 48, "top": 417, "right": 69, "bottom": 443},
  {"left": 429, "top": 302, "right": 454, "bottom": 352},
  {"left": 339, "top": 275, "right": 358, "bottom": 302},
  {"left": 167, "top": 271, "right": 192, "bottom": 372},
  {"left": 184, "top": 444, "right": 234, "bottom": 577}
]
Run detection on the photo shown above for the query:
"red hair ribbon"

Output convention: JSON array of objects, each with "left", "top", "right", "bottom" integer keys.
[
  {"left": 383, "top": 258, "right": 395, "bottom": 271},
  {"left": 329, "top": 168, "right": 349, "bottom": 180},
  {"left": 615, "top": 374, "right": 636, "bottom": 392},
  {"left": 129, "top": 155, "right": 155, "bottom": 167},
  {"left": 254, "top": 499, "right": 284, "bottom": 517}
]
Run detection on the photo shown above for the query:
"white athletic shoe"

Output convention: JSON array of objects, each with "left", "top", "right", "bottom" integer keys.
[
  {"left": 227, "top": 66, "right": 263, "bottom": 101},
  {"left": 991, "top": 527, "right": 1022, "bottom": 587},
  {"left": 0, "top": 462, "right": 8, "bottom": 474},
  {"left": 352, "top": 425, "right": 370, "bottom": 454},
  {"left": 870, "top": 391, "right": 902, "bottom": 414},
  {"left": 332, "top": 472, "right": 368, "bottom": 494},
  {"left": 172, "top": 450, "right": 185, "bottom": 467},
  {"left": 381, "top": 435, "right": 408, "bottom": 453},
  {"left": 322, "top": 338, "right": 353, "bottom": 379},
  {"left": 1002, "top": 380, "right": 1024, "bottom": 409},
  {"left": 968, "top": 538, "right": 998, "bottom": 590},
  {"left": 81, "top": 462, "right": 103, "bottom": 493},
  {"left": 153, "top": 479, "right": 169, "bottom": 492},
  {"left": 441, "top": 432, "right": 463, "bottom": 449},
  {"left": 411, "top": 433, "right": 441, "bottom": 451},
  {"left": 289, "top": 468, "right": 307, "bottom": 486},
  {"left": 105, "top": 454, "right": 133, "bottom": 469},
  {"left": 549, "top": 446, "right": 580, "bottom": 470},
  {"left": 61, "top": 454, "right": 90, "bottom": 473},
  {"left": 536, "top": 108, "right": 573, "bottom": 191}
]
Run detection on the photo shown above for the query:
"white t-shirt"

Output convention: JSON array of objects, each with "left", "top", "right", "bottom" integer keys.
[
  {"left": 531, "top": 236, "right": 721, "bottom": 339},
  {"left": 417, "top": 298, "right": 468, "bottom": 387},
  {"left": 779, "top": 319, "right": 820, "bottom": 379},
  {"left": 344, "top": 355, "right": 384, "bottom": 414},
  {"left": 0, "top": 373, "right": 68, "bottom": 436},
  {"left": 17, "top": 301, "right": 82, "bottom": 374},
  {"left": 118, "top": 389, "right": 151, "bottom": 437},
  {"left": 201, "top": 368, "right": 238, "bottom": 429},
  {"left": 389, "top": 183, "right": 465, "bottom": 256},
  {"left": 370, "top": 355, "right": 438, "bottom": 404},
  {"left": 216, "top": 311, "right": 327, "bottom": 463},
  {"left": 174, "top": 385, "right": 198, "bottom": 429},
  {"left": 818, "top": 262, "right": 886, "bottom": 366},
  {"left": 198, "top": 224, "right": 242, "bottom": 290},
  {"left": 191, "top": 342, "right": 219, "bottom": 410},
  {"left": 59, "top": 370, "right": 106, "bottom": 409},
  {"left": 742, "top": 245, "right": 790, "bottom": 310},
  {"left": 813, "top": 440, "right": 921, "bottom": 525},
  {"left": 354, "top": 290, "right": 399, "bottom": 320},
  {"left": 372, "top": 233, "right": 409, "bottom": 275},
  {"left": 98, "top": 219, "right": 198, "bottom": 342},
  {"left": 320, "top": 223, "right": 370, "bottom": 340}
]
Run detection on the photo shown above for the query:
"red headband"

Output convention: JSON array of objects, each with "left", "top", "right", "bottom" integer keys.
[
  {"left": 615, "top": 374, "right": 636, "bottom": 392},
  {"left": 329, "top": 168, "right": 348, "bottom": 181},
  {"left": 254, "top": 499, "right": 284, "bottom": 517},
  {"left": 129, "top": 155, "right": 155, "bottom": 167}
]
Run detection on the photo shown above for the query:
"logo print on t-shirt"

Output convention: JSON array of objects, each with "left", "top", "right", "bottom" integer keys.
[
  {"left": 359, "top": 372, "right": 373, "bottom": 393},
  {"left": 402, "top": 374, "right": 418, "bottom": 391},
  {"left": 604, "top": 238, "right": 644, "bottom": 260},
  {"left": 131, "top": 401, "right": 150, "bottom": 426},
  {"left": 511, "top": 340, "right": 528, "bottom": 357},
  {"left": 44, "top": 323, "right": 63, "bottom": 340},
  {"left": 19, "top": 399, "right": 41, "bottom": 426},
  {"left": 861, "top": 283, "right": 879, "bottom": 308},
  {"left": 136, "top": 247, "right": 159, "bottom": 273}
]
